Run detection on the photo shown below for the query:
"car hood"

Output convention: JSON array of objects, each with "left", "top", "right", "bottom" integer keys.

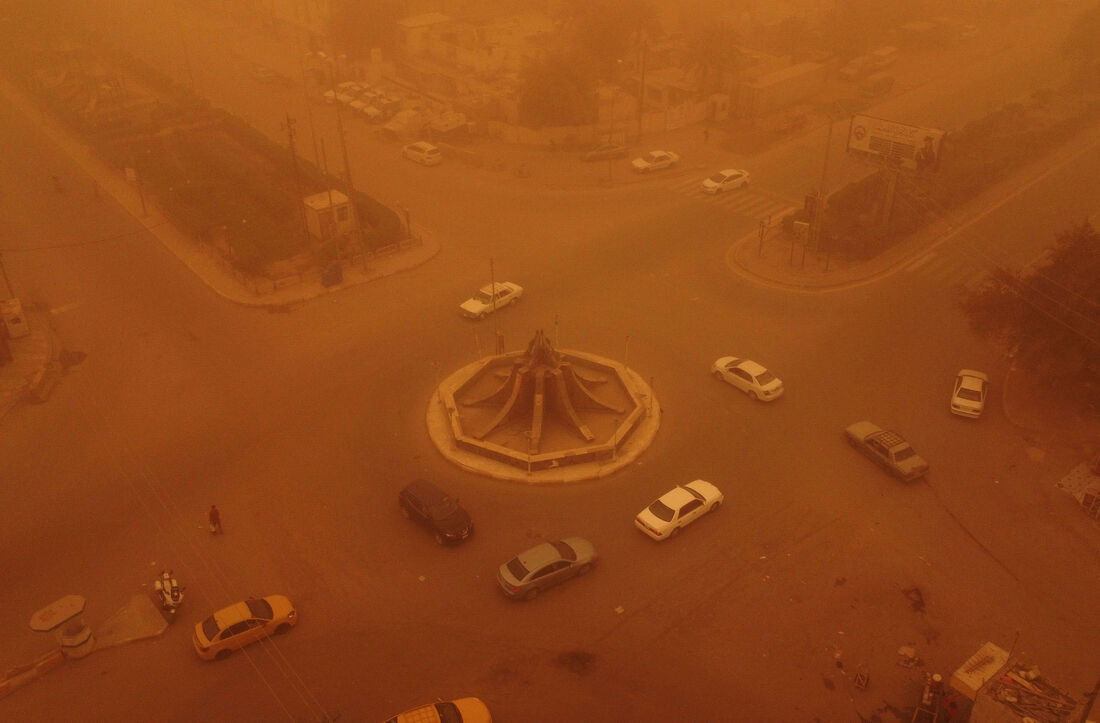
[
  {"left": 460, "top": 298, "right": 488, "bottom": 314},
  {"left": 898, "top": 455, "right": 930, "bottom": 478},
  {"left": 631, "top": 158, "right": 650, "bottom": 169}
]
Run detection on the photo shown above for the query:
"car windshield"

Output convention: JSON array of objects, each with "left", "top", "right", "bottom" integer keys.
[
  {"left": 475, "top": 290, "right": 494, "bottom": 303},
  {"left": 755, "top": 370, "right": 776, "bottom": 385},
  {"left": 708, "top": 172, "right": 727, "bottom": 182},
  {"left": 506, "top": 557, "right": 528, "bottom": 580},
  {"left": 200, "top": 615, "right": 220, "bottom": 641},
  {"left": 435, "top": 703, "right": 462, "bottom": 723},
  {"left": 645, "top": 153, "right": 661, "bottom": 162},
  {"left": 957, "top": 388, "right": 982, "bottom": 401},
  {"left": 552, "top": 540, "right": 578, "bottom": 561},
  {"left": 894, "top": 447, "right": 916, "bottom": 462},
  {"left": 245, "top": 598, "right": 274, "bottom": 620},
  {"left": 647, "top": 499, "right": 675, "bottom": 522}
]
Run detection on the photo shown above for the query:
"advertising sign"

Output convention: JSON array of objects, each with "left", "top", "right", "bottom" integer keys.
[{"left": 847, "top": 114, "right": 945, "bottom": 172}]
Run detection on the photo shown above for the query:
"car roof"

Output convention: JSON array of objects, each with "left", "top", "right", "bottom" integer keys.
[
  {"left": 734, "top": 358, "right": 767, "bottom": 375},
  {"left": 403, "top": 478, "right": 449, "bottom": 504},
  {"left": 659, "top": 485, "right": 698, "bottom": 508},
  {"left": 516, "top": 541, "right": 564, "bottom": 569},
  {"left": 719, "top": 168, "right": 744, "bottom": 176},
  {"left": 478, "top": 281, "right": 512, "bottom": 294}
]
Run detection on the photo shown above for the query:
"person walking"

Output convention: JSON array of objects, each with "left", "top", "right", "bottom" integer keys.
[{"left": 208, "top": 505, "right": 222, "bottom": 534}]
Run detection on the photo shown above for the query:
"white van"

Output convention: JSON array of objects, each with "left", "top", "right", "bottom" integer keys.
[{"left": 868, "top": 46, "right": 899, "bottom": 71}]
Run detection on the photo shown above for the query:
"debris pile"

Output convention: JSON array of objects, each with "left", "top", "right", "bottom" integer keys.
[{"left": 984, "top": 665, "right": 1078, "bottom": 723}]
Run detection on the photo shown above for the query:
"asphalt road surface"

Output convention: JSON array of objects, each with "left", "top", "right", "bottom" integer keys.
[{"left": 2, "top": 5, "right": 1099, "bottom": 722}]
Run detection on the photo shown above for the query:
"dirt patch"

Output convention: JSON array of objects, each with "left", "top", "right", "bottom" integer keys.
[
  {"left": 554, "top": 650, "right": 596, "bottom": 676},
  {"left": 902, "top": 587, "right": 925, "bottom": 613}
]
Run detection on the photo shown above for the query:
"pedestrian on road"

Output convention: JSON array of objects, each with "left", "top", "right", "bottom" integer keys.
[{"left": 209, "top": 505, "right": 222, "bottom": 534}]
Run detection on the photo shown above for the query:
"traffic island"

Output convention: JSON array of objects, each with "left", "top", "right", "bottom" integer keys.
[{"left": 427, "top": 330, "right": 661, "bottom": 483}]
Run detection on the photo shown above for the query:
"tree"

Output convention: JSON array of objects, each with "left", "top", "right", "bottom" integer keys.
[
  {"left": 961, "top": 221, "right": 1100, "bottom": 406},
  {"left": 1062, "top": 5, "right": 1100, "bottom": 85},
  {"left": 554, "top": 0, "right": 659, "bottom": 79},
  {"left": 516, "top": 52, "right": 597, "bottom": 128},
  {"left": 680, "top": 18, "right": 742, "bottom": 93}
]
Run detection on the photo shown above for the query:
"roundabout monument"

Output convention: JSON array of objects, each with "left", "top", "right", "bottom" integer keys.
[{"left": 427, "top": 330, "right": 661, "bottom": 483}]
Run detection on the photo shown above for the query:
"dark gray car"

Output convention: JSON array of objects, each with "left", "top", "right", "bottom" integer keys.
[
  {"left": 496, "top": 537, "right": 597, "bottom": 600},
  {"left": 399, "top": 479, "right": 473, "bottom": 545}
]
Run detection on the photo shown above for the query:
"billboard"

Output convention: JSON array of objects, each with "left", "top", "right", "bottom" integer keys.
[{"left": 847, "top": 114, "right": 945, "bottom": 172}]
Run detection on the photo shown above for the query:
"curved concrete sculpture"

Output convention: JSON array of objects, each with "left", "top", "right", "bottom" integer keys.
[{"left": 427, "top": 330, "right": 661, "bottom": 483}]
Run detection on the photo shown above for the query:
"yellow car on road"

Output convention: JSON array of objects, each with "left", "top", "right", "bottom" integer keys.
[
  {"left": 193, "top": 595, "right": 298, "bottom": 661},
  {"left": 384, "top": 697, "right": 491, "bottom": 723}
]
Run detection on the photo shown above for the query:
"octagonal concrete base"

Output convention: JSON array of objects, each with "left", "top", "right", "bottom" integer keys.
[{"left": 427, "top": 354, "right": 661, "bottom": 484}]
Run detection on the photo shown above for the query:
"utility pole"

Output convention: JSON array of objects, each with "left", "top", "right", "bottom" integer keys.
[
  {"left": 285, "top": 114, "right": 307, "bottom": 241},
  {"left": 636, "top": 35, "right": 647, "bottom": 143},
  {"left": 0, "top": 251, "right": 14, "bottom": 299},
  {"left": 811, "top": 110, "right": 836, "bottom": 254}
]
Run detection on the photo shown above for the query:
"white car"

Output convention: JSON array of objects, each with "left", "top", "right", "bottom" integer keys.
[
  {"left": 950, "top": 369, "right": 989, "bottom": 418},
  {"left": 635, "top": 480, "right": 723, "bottom": 541},
  {"left": 702, "top": 169, "right": 750, "bottom": 194},
  {"left": 403, "top": 141, "right": 442, "bottom": 166},
  {"left": 631, "top": 150, "right": 680, "bottom": 173},
  {"left": 711, "top": 356, "right": 784, "bottom": 401},
  {"left": 459, "top": 281, "right": 523, "bottom": 319}
]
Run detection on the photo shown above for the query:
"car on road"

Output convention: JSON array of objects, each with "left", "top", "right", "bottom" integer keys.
[
  {"left": 459, "top": 281, "right": 522, "bottom": 319},
  {"left": 399, "top": 479, "right": 473, "bottom": 545},
  {"left": 581, "top": 142, "right": 628, "bottom": 161},
  {"left": 839, "top": 55, "right": 872, "bottom": 81},
  {"left": 711, "top": 356, "right": 784, "bottom": 401},
  {"left": 702, "top": 168, "right": 750, "bottom": 194},
  {"left": 950, "top": 369, "right": 989, "bottom": 418},
  {"left": 844, "top": 421, "right": 929, "bottom": 481},
  {"left": 496, "top": 537, "right": 597, "bottom": 600},
  {"left": 402, "top": 141, "right": 442, "bottom": 166},
  {"left": 383, "top": 697, "right": 492, "bottom": 723},
  {"left": 631, "top": 150, "right": 679, "bottom": 172},
  {"left": 193, "top": 595, "right": 298, "bottom": 661},
  {"left": 635, "top": 480, "right": 723, "bottom": 540}
]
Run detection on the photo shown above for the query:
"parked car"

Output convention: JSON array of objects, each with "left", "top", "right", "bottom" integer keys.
[
  {"left": 383, "top": 697, "right": 492, "bottom": 723},
  {"left": 950, "top": 369, "right": 989, "bottom": 418},
  {"left": 839, "top": 55, "right": 871, "bottom": 81},
  {"left": 459, "top": 281, "right": 523, "bottom": 319},
  {"left": 192, "top": 595, "right": 298, "bottom": 661},
  {"left": 711, "top": 356, "right": 784, "bottom": 401},
  {"left": 582, "top": 142, "right": 628, "bottom": 161},
  {"left": 631, "top": 150, "right": 679, "bottom": 172},
  {"left": 496, "top": 537, "right": 597, "bottom": 600},
  {"left": 402, "top": 141, "right": 442, "bottom": 166},
  {"left": 859, "top": 72, "right": 894, "bottom": 97},
  {"left": 635, "top": 480, "right": 723, "bottom": 541},
  {"left": 399, "top": 479, "right": 473, "bottom": 545},
  {"left": 702, "top": 169, "right": 750, "bottom": 194},
  {"left": 845, "top": 421, "right": 929, "bottom": 481}
]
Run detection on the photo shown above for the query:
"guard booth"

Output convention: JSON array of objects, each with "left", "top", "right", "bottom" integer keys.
[
  {"left": 303, "top": 190, "right": 354, "bottom": 241},
  {"left": 1, "top": 297, "right": 30, "bottom": 339}
]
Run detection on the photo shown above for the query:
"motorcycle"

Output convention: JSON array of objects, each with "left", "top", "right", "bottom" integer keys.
[{"left": 154, "top": 570, "right": 184, "bottom": 615}]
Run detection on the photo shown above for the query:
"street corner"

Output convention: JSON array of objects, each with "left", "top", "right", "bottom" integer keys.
[{"left": 93, "top": 594, "right": 170, "bottom": 649}]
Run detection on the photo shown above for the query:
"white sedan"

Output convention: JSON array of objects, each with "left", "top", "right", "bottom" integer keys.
[
  {"left": 631, "top": 150, "right": 680, "bottom": 173},
  {"left": 635, "top": 480, "right": 723, "bottom": 541},
  {"left": 711, "top": 356, "right": 784, "bottom": 401},
  {"left": 950, "top": 369, "right": 989, "bottom": 418},
  {"left": 459, "top": 281, "right": 523, "bottom": 319},
  {"left": 702, "top": 168, "right": 750, "bottom": 193}
]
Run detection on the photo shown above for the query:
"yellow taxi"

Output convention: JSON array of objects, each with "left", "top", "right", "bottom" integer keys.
[
  {"left": 383, "top": 697, "right": 491, "bottom": 723},
  {"left": 192, "top": 594, "right": 297, "bottom": 661}
]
